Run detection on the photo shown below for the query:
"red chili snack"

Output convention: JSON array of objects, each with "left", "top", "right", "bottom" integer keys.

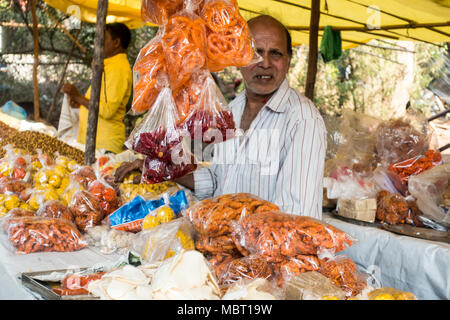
[
  {"left": 184, "top": 193, "right": 280, "bottom": 237},
  {"left": 376, "top": 190, "right": 424, "bottom": 226},
  {"left": 7, "top": 216, "right": 86, "bottom": 254},
  {"left": 232, "top": 211, "right": 354, "bottom": 262}
]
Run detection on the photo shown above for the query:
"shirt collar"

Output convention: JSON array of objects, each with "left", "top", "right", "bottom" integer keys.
[
  {"left": 104, "top": 53, "right": 126, "bottom": 66},
  {"left": 265, "top": 78, "right": 290, "bottom": 113}
]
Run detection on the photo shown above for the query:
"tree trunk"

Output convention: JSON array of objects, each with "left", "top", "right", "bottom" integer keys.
[
  {"left": 305, "top": 0, "right": 321, "bottom": 101},
  {"left": 85, "top": 0, "right": 108, "bottom": 165},
  {"left": 30, "top": 0, "right": 40, "bottom": 121}
]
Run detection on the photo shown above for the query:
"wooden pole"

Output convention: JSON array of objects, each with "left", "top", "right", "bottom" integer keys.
[
  {"left": 85, "top": 0, "right": 108, "bottom": 165},
  {"left": 46, "top": 28, "right": 81, "bottom": 123},
  {"left": 30, "top": 0, "right": 40, "bottom": 121},
  {"left": 305, "top": 0, "right": 321, "bottom": 100}
]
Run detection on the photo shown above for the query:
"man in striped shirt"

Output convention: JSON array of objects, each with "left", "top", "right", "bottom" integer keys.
[{"left": 176, "top": 15, "right": 327, "bottom": 219}]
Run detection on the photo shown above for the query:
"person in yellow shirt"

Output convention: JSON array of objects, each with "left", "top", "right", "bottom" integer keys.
[{"left": 61, "top": 23, "right": 132, "bottom": 154}]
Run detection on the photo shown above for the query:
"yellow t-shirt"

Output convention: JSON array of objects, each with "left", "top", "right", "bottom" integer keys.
[{"left": 77, "top": 53, "right": 132, "bottom": 154}]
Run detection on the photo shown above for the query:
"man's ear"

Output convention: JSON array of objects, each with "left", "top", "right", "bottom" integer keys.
[{"left": 113, "top": 37, "right": 122, "bottom": 50}]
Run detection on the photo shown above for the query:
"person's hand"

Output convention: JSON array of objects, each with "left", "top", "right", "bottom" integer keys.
[
  {"left": 68, "top": 96, "right": 80, "bottom": 109},
  {"left": 114, "top": 159, "right": 144, "bottom": 183},
  {"left": 61, "top": 83, "right": 81, "bottom": 98}
]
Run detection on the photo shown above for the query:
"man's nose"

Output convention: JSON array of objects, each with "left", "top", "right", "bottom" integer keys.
[{"left": 257, "top": 52, "right": 272, "bottom": 69}]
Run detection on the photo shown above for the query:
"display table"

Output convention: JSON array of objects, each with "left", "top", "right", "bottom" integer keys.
[
  {"left": 323, "top": 213, "right": 450, "bottom": 300},
  {"left": 1, "top": 216, "right": 449, "bottom": 300},
  {"left": 0, "top": 233, "right": 123, "bottom": 300}
]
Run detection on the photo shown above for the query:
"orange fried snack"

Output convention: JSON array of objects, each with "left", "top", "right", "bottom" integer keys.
[
  {"left": 141, "top": 0, "right": 184, "bottom": 25},
  {"left": 201, "top": 0, "right": 254, "bottom": 72},
  {"left": 161, "top": 15, "right": 207, "bottom": 90},
  {"left": 132, "top": 40, "right": 168, "bottom": 114},
  {"left": 172, "top": 72, "right": 204, "bottom": 123}
]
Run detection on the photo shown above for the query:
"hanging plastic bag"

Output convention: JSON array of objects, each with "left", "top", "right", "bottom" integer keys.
[
  {"left": 201, "top": 0, "right": 262, "bottom": 72},
  {"left": 141, "top": 0, "right": 185, "bottom": 25},
  {"left": 57, "top": 94, "right": 79, "bottom": 142},
  {"left": 131, "top": 31, "right": 169, "bottom": 115},
  {"left": 126, "top": 88, "right": 197, "bottom": 184},
  {"left": 160, "top": 7, "right": 207, "bottom": 90},
  {"left": 179, "top": 71, "right": 236, "bottom": 144}
]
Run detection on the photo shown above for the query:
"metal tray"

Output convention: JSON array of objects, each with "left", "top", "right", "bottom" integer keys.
[
  {"left": 329, "top": 211, "right": 450, "bottom": 243},
  {"left": 21, "top": 267, "right": 101, "bottom": 300}
]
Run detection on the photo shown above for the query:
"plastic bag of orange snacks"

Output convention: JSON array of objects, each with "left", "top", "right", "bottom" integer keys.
[
  {"left": 184, "top": 193, "right": 280, "bottom": 237},
  {"left": 232, "top": 211, "right": 354, "bottom": 263},
  {"left": 161, "top": 8, "right": 207, "bottom": 90},
  {"left": 200, "top": 0, "right": 260, "bottom": 72},
  {"left": 141, "top": 0, "right": 204, "bottom": 25},
  {"left": 131, "top": 31, "right": 169, "bottom": 115}
]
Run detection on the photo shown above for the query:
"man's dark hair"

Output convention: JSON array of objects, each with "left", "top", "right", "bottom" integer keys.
[
  {"left": 106, "top": 23, "right": 131, "bottom": 49},
  {"left": 248, "top": 15, "right": 293, "bottom": 57}
]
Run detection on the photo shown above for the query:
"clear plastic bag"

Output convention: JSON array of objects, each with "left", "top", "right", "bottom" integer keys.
[
  {"left": 68, "top": 190, "right": 104, "bottom": 233},
  {"left": 0, "top": 145, "right": 31, "bottom": 181},
  {"left": 213, "top": 254, "right": 273, "bottom": 287},
  {"left": 70, "top": 165, "right": 97, "bottom": 190},
  {"left": 6, "top": 216, "right": 86, "bottom": 254},
  {"left": 87, "top": 178, "right": 122, "bottom": 217},
  {"left": 318, "top": 254, "right": 369, "bottom": 298},
  {"left": 183, "top": 193, "right": 280, "bottom": 237},
  {"left": 161, "top": 8, "right": 207, "bottom": 91},
  {"left": 375, "top": 190, "right": 424, "bottom": 226},
  {"left": 127, "top": 88, "right": 197, "bottom": 184},
  {"left": 130, "top": 217, "right": 191, "bottom": 264},
  {"left": 195, "top": 233, "right": 242, "bottom": 257},
  {"left": 180, "top": 71, "right": 236, "bottom": 144},
  {"left": 131, "top": 31, "right": 169, "bottom": 115},
  {"left": 36, "top": 199, "right": 74, "bottom": 223},
  {"left": 231, "top": 211, "right": 355, "bottom": 263},
  {"left": 141, "top": 0, "right": 185, "bottom": 25},
  {"left": 387, "top": 149, "right": 443, "bottom": 194},
  {"left": 375, "top": 113, "right": 432, "bottom": 166},
  {"left": 201, "top": 0, "right": 261, "bottom": 72},
  {"left": 408, "top": 163, "right": 450, "bottom": 228}
]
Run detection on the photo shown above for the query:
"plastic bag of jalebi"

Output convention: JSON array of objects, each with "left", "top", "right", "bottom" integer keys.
[
  {"left": 201, "top": 0, "right": 261, "bottom": 72},
  {"left": 131, "top": 31, "right": 169, "bottom": 115},
  {"left": 160, "top": 7, "right": 207, "bottom": 90}
]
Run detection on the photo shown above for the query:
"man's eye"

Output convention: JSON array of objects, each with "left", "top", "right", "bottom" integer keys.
[{"left": 271, "top": 51, "right": 283, "bottom": 57}]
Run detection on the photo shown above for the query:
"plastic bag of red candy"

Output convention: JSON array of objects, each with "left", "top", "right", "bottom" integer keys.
[
  {"left": 126, "top": 87, "right": 197, "bottom": 184},
  {"left": 179, "top": 70, "right": 236, "bottom": 144}
]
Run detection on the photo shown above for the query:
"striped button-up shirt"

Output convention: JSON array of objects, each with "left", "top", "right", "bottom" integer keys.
[{"left": 193, "top": 79, "right": 327, "bottom": 219}]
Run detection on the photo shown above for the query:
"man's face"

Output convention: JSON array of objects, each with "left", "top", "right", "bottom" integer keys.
[{"left": 240, "top": 19, "right": 291, "bottom": 97}]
